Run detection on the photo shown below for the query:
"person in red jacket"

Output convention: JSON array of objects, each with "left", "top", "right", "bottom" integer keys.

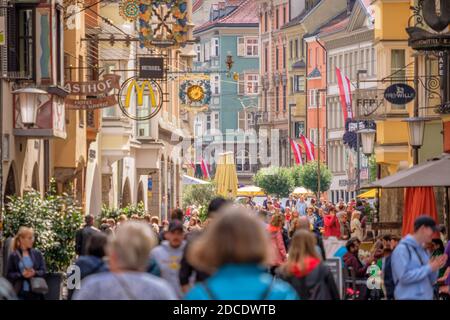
[
  {"left": 267, "top": 213, "right": 287, "bottom": 274},
  {"left": 323, "top": 207, "right": 341, "bottom": 238}
]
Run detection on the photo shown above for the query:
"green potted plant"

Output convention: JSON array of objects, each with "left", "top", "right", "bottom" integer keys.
[{"left": 3, "top": 180, "right": 83, "bottom": 300}]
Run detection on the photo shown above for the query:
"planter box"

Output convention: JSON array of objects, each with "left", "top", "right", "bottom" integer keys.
[{"left": 44, "top": 272, "right": 64, "bottom": 300}]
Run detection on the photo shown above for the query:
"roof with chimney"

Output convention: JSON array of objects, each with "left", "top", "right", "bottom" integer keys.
[{"left": 194, "top": 0, "right": 258, "bottom": 34}]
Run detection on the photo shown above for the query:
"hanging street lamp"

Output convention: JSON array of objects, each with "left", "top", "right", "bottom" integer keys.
[
  {"left": 358, "top": 128, "right": 377, "bottom": 157},
  {"left": 12, "top": 88, "right": 49, "bottom": 127}
]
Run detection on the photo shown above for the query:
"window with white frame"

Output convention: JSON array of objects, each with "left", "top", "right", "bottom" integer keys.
[
  {"left": 194, "top": 114, "right": 203, "bottom": 137},
  {"left": 237, "top": 73, "right": 245, "bottom": 95},
  {"left": 206, "top": 114, "right": 211, "bottom": 130},
  {"left": 238, "top": 111, "right": 253, "bottom": 131},
  {"left": 237, "top": 37, "right": 259, "bottom": 57},
  {"left": 213, "top": 112, "right": 219, "bottom": 131},
  {"left": 308, "top": 89, "right": 317, "bottom": 108},
  {"left": 204, "top": 41, "right": 211, "bottom": 61},
  {"left": 246, "top": 37, "right": 258, "bottom": 57},
  {"left": 238, "top": 111, "right": 246, "bottom": 130},
  {"left": 196, "top": 44, "right": 201, "bottom": 62},
  {"left": 236, "top": 150, "right": 250, "bottom": 172},
  {"left": 211, "top": 74, "right": 220, "bottom": 95},
  {"left": 237, "top": 37, "right": 245, "bottom": 56},
  {"left": 245, "top": 74, "right": 259, "bottom": 95},
  {"left": 309, "top": 128, "right": 318, "bottom": 145},
  {"left": 294, "top": 75, "right": 304, "bottom": 92},
  {"left": 211, "top": 38, "right": 219, "bottom": 57}
]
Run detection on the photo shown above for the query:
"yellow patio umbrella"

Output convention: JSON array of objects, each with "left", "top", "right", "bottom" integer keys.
[
  {"left": 214, "top": 152, "right": 238, "bottom": 198},
  {"left": 292, "top": 187, "right": 314, "bottom": 196},
  {"left": 237, "top": 185, "right": 266, "bottom": 197}
]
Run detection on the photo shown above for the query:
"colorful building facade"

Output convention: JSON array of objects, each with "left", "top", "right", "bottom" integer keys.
[{"left": 193, "top": 0, "right": 259, "bottom": 185}]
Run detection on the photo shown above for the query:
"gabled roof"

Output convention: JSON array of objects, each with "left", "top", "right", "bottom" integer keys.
[
  {"left": 316, "top": 11, "right": 350, "bottom": 37},
  {"left": 282, "top": 0, "right": 323, "bottom": 29},
  {"left": 307, "top": 67, "right": 322, "bottom": 78},
  {"left": 292, "top": 59, "right": 306, "bottom": 69},
  {"left": 194, "top": 0, "right": 258, "bottom": 34},
  {"left": 360, "top": 0, "right": 375, "bottom": 18}
]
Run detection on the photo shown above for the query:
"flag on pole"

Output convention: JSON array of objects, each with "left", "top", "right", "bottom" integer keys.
[
  {"left": 336, "top": 67, "right": 353, "bottom": 122},
  {"left": 289, "top": 138, "right": 303, "bottom": 165},
  {"left": 200, "top": 158, "right": 210, "bottom": 179},
  {"left": 300, "top": 134, "right": 315, "bottom": 161}
]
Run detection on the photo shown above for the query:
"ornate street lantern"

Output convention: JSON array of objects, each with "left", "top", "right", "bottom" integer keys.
[
  {"left": 402, "top": 117, "right": 430, "bottom": 148},
  {"left": 12, "top": 88, "right": 48, "bottom": 127},
  {"left": 226, "top": 51, "right": 234, "bottom": 74},
  {"left": 358, "top": 128, "right": 376, "bottom": 156}
]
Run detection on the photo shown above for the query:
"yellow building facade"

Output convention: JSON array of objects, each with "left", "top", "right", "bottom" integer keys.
[{"left": 373, "top": 0, "right": 445, "bottom": 223}]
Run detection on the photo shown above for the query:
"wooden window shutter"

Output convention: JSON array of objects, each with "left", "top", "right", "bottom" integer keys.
[{"left": 7, "top": 6, "right": 18, "bottom": 72}]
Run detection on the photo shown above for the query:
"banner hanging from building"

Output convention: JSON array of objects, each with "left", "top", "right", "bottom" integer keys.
[
  {"left": 64, "top": 74, "right": 121, "bottom": 110},
  {"left": 336, "top": 67, "right": 353, "bottom": 122}
]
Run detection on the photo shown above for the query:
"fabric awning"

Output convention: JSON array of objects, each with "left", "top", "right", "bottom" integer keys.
[
  {"left": 237, "top": 186, "right": 265, "bottom": 197},
  {"left": 182, "top": 175, "right": 210, "bottom": 185},
  {"left": 371, "top": 153, "right": 450, "bottom": 188},
  {"left": 357, "top": 189, "right": 377, "bottom": 198}
]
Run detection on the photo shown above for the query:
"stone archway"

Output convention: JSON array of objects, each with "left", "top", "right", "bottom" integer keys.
[
  {"left": 122, "top": 178, "right": 131, "bottom": 208},
  {"left": 4, "top": 162, "right": 18, "bottom": 205},
  {"left": 137, "top": 181, "right": 144, "bottom": 205},
  {"left": 31, "top": 162, "right": 39, "bottom": 191}
]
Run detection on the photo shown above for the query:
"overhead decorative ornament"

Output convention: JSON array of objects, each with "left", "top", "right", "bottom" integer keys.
[
  {"left": 118, "top": 0, "right": 189, "bottom": 48},
  {"left": 119, "top": 0, "right": 140, "bottom": 22},
  {"left": 179, "top": 76, "right": 211, "bottom": 112}
]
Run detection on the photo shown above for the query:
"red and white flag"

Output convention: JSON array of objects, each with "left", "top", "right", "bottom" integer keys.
[
  {"left": 289, "top": 138, "right": 303, "bottom": 165},
  {"left": 300, "top": 134, "right": 315, "bottom": 161},
  {"left": 200, "top": 158, "right": 210, "bottom": 179},
  {"left": 336, "top": 67, "right": 353, "bottom": 122}
]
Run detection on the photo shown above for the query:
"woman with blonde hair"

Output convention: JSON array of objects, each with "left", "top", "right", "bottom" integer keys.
[
  {"left": 351, "top": 210, "right": 363, "bottom": 241},
  {"left": 277, "top": 230, "right": 339, "bottom": 300},
  {"left": 185, "top": 208, "right": 298, "bottom": 300},
  {"left": 6, "top": 227, "right": 47, "bottom": 300}
]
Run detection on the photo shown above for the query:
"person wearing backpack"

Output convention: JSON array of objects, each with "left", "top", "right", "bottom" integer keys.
[
  {"left": 184, "top": 209, "right": 298, "bottom": 300},
  {"left": 277, "top": 230, "right": 340, "bottom": 300},
  {"left": 382, "top": 235, "right": 400, "bottom": 300},
  {"left": 391, "top": 216, "right": 448, "bottom": 300}
]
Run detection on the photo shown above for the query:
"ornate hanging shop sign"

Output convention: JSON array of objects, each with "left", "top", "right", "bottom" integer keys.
[
  {"left": 64, "top": 74, "right": 121, "bottom": 110},
  {"left": 138, "top": 57, "right": 166, "bottom": 79},
  {"left": 179, "top": 75, "right": 211, "bottom": 112},
  {"left": 117, "top": 76, "right": 163, "bottom": 121},
  {"left": 119, "top": 0, "right": 140, "bottom": 22},
  {"left": 119, "top": 0, "right": 189, "bottom": 48},
  {"left": 384, "top": 83, "right": 416, "bottom": 105},
  {"left": 407, "top": 0, "right": 450, "bottom": 50}
]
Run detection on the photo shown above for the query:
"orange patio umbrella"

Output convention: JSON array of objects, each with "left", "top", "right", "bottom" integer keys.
[{"left": 402, "top": 187, "right": 438, "bottom": 236}]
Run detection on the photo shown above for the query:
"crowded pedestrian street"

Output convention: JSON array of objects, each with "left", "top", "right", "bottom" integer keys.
[{"left": 0, "top": 0, "right": 449, "bottom": 308}]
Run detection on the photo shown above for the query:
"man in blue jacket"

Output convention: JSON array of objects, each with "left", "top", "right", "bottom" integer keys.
[{"left": 391, "top": 216, "right": 447, "bottom": 300}]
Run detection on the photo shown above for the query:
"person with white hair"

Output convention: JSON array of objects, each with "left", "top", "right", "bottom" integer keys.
[{"left": 73, "top": 221, "right": 177, "bottom": 300}]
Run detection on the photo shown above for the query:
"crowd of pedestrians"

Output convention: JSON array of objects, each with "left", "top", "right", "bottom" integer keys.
[{"left": 1, "top": 193, "right": 449, "bottom": 300}]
